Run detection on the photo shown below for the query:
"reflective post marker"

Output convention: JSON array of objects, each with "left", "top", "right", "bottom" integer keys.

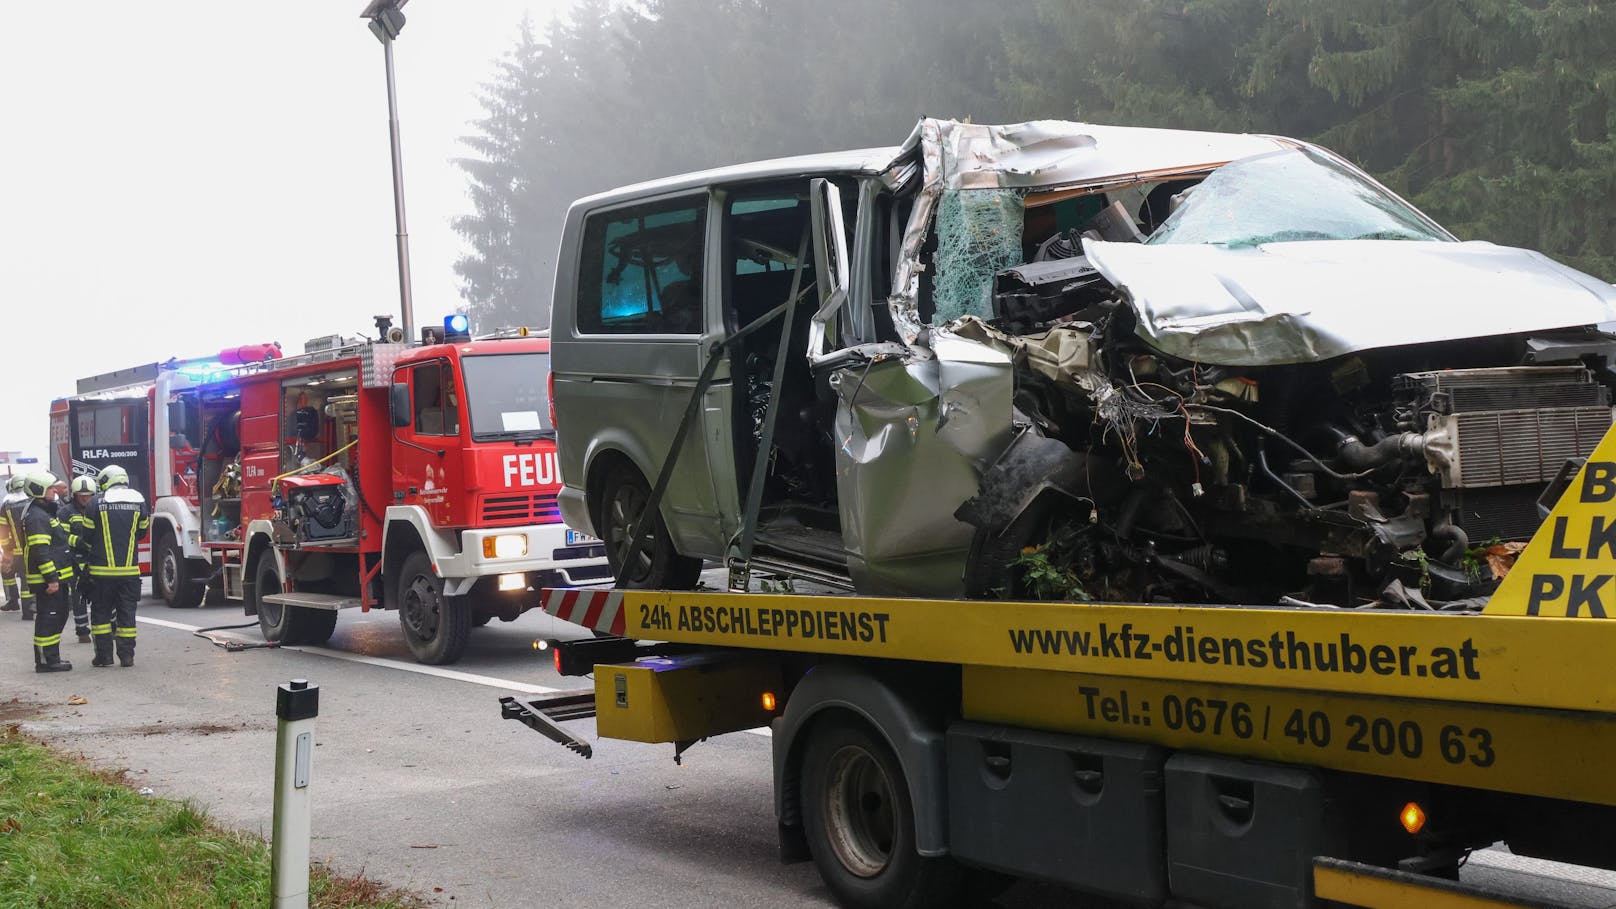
[{"left": 272, "top": 679, "right": 319, "bottom": 909}]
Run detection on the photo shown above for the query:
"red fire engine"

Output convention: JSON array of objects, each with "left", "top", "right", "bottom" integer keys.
[{"left": 53, "top": 319, "right": 610, "bottom": 664}]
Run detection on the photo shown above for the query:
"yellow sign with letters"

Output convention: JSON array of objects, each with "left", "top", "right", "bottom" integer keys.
[{"left": 1488, "top": 428, "right": 1616, "bottom": 617}]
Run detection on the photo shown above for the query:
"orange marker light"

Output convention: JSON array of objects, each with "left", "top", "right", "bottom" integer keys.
[
  {"left": 1400, "top": 801, "right": 1426, "bottom": 835},
  {"left": 761, "top": 692, "right": 777, "bottom": 712}
]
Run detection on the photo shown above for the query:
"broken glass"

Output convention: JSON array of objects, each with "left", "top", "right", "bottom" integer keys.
[{"left": 1147, "top": 148, "right": 1451, "bottom": 248}]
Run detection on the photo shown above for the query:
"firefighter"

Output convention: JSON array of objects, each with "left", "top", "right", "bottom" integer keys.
[
  {"left": 75, "top": 465, "right": 149, "bottom": 668},
  {"left": 56, "top": 476, "right": 98, "bottom": 644},
  {"left": 41, "top": 478, "right": 84, "bottom": 644},
  {"left": 19, "top": 471, "right": 71, "bottom": 672},
  {"left": 1, "top": 474, "right": 34, "bottom": 620}
]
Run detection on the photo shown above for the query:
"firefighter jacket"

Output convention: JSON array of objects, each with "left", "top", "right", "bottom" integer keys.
[
  {"left": 0, "top": 491, "right": 28, "bottom": 562},
  {"left": 18, "top": 501, "right": 64, "bottom": 586},
  {"left": 55, "top": 498, "right": 91, "bottom": 578},
  {"left": 75, "top": 487, "right": 150, "bottom": 578}
]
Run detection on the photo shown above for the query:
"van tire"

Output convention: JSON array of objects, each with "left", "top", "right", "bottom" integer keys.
[
  {"left": 396, "top": 551, "right": 469, "bottom": 665},
  {"left": 801, "top": 717, "right": 963, "bottom": 909},
  {"left": 596, "top": 465, "right": 701, "bottom": 590},
  {"left": 254, "top": 554, "right": 337, "bottom": 646}
]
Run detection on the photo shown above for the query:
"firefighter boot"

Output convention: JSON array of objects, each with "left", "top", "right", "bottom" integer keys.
[
  {"left": 116, "top": 629, "right": 135, "bottom": 668},
  {"left": 1, "top": 586, "right": 16, "bottom": 612},
  {"left": 90, "top": 625, "right": 113, "bottom": 667},
  {"left": 33, "top": 644, "right": 71, "bottom": 673}
]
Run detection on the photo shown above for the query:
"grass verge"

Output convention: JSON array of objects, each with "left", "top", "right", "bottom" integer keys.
[{"left": 0, "top": 723, "right": 421, "bottom": 908}]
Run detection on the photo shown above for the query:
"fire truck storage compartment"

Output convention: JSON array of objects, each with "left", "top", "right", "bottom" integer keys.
[
  {"left": 1164, "top": 753, "right": 1341, "bottom": 909},
  {"left": 946, "top": 722, "right": 1168, "bottom": 901},
  {"left": 197, "top": 391, "right": 242, "bottom": 542},
  {"left": 278, "top": 474, "right": 355, "bottom": 542},
  {"left": 275, "top": 373, "right": 360, "bottom": 545}
]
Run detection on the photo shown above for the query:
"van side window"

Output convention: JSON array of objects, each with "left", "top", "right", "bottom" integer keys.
[
  {"left": 413, "top": 361, "right": 458, "bottom": 436},
  {"left": 579, "top": 197, "right": 707, "bottom": 335}
]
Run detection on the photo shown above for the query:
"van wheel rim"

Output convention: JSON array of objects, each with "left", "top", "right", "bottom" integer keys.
[
  {"left": 822, "top": 744, "right": 896, "bottom": 878},
  {"left": 607, "top": 486, "right": 654, "bottom": 579}
]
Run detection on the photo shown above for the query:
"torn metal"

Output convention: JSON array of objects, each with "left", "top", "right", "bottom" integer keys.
[{"left": 823, "top": 117, "right": 1616, "bottom": 609}]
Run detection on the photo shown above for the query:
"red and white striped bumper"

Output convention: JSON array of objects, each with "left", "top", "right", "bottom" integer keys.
[{"left": 542, "top": 588, "right": 626, "bottom": 636}]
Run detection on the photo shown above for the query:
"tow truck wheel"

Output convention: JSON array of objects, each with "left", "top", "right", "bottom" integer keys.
[
  {"left": 597, "top": 465, "right": 701, "bottom": 590},
  {"left": 396, "top": 551, "right": 468, "bottom": 665},
  {"left": 801, "top": 718, "right": 963, "bottom": 909},
  {"left": 254, "top": 554, "right": 336, "bottom": 646},
  {"left": 157, "top": 532, "right": 204, "bottom": 608}
]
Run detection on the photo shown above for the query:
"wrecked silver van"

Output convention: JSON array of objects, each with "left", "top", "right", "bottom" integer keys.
[{"left": 550, "top": 118, "right": 1616, "bottom": 608}]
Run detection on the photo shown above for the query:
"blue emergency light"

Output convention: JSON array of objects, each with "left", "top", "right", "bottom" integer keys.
[{"left": 445, "top": 313, "right": 471, "bottom": 341}]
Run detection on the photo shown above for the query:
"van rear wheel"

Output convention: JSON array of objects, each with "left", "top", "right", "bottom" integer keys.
[{"left": 597, "top": 465, "right": 701, "bottom": 590}]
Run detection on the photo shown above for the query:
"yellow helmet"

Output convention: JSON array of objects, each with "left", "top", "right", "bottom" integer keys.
[
  {"left": 24, "top": 471, "right": 57, "bottom": 500},
  {"left": 70, "top": 476, "right": 96, "bottom": 497},
  {"left": 97, "top": 465, "right": 129, "bottom": 491}
]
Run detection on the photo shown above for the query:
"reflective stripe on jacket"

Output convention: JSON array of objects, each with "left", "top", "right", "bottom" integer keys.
[{"left": 77, "top": 486, "right": 150, "bottom": 578}]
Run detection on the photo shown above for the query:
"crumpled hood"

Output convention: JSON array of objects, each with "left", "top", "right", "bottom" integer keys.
[{"left": 1083, "top": 238, "right": 1616, "bottom": 365}]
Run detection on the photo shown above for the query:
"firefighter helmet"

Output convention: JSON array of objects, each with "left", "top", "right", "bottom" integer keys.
[
  {"left": 70, "top": 476, "right": 96, "bottom": 497},
  {"left": 97, "top": 465, "right": 130, "bottom": 490},
  {"left": 5, "top": 475, "right": 22, "bottom": 493},
  {"left": 24, "top": 471, "right": 57, "bottom": 500}
]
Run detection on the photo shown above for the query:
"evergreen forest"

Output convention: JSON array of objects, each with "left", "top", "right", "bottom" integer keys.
[{"left": 452, "top": 0, "right": 1616, "bottom": 330}]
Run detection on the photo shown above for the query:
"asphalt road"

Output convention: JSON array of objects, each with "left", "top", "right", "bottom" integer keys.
[{"left": 0, "top": 584, "right": 1083, "bottom": 908}]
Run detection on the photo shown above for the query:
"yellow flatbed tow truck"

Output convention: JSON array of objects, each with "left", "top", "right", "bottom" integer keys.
[{"left": 502, "top": 433, "right": 1616, "bottom": 909}]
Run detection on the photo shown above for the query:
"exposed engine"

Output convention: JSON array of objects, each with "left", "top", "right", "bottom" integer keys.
[{"left": 959, "top": 262, "right": 1616, "bottom": 609}]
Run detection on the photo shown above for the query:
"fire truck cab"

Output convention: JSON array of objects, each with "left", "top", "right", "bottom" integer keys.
[{"left": 127, "top": 326, "right": 608, "bottom": 664}]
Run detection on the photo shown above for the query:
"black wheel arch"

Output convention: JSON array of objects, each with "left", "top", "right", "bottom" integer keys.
[
  {"left": 382, "top": 520, "right": 427, "bottom": 608},
  {"left": 773, "top": 660, "right": 958, "bottom": 861},
  {"left": 585, "top": 447, "right": 647, "bottom": 533}
]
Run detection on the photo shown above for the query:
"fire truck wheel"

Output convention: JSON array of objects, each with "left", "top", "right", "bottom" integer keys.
[
  {"left": 156, "top": 532, "right": 204, "bottom": 609},
  {"left": 800, "top": 717, "right": 964, "bottom": 909},
  {"left": 396, "top": 551, "right": 469, "bottom": 665},
  {"left": 596, "top": 465, "right": 702, "bottom": 590},
  {"left": 253, "top": 555, "right": 336, "bottom": 646}
]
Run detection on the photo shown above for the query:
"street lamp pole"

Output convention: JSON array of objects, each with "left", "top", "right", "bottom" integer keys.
[{"left": 361, "top": 0, "right": 415, "bottom": 343}]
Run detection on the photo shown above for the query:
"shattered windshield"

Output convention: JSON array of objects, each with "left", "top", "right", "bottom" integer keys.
[{"left": 1146, "top": 147, "right": 1452, "bottom": 248}]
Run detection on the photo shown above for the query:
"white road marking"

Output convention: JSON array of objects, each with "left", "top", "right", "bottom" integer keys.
[
  {"left": 138, "top": 615, "right": 559, "bottom": 695},
  {"left": 136, "top": 613, "right": 770, "bottom": 734}
]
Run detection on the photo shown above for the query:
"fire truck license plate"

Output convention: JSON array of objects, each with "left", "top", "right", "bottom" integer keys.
[{"left": 566, "top": 530, "right": 599, "bottom": 546}]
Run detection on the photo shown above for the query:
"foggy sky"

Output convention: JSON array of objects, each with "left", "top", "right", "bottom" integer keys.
[{"left": 0, "top": 1, "right": 572, "bottom": 468}]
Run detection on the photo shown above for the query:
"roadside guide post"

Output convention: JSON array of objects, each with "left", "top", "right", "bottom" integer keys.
[{"left": 272, "top": 679, "right": 319, "bottom": 909}]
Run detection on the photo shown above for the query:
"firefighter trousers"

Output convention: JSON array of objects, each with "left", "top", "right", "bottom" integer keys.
[
  {"left": 4, "top": 561, "right": 33, "bottom": 619},
  {"left": 92, "top": 577, "right": 140, "bottom": 663},
  {"left": 0, "top": 556, "right": 16, "bottom": 610},
  {"left": 68, "top": 574, "right": 90, "bottom": 637},
  {"left": 29, "top": 583, "right": 68, "bottom": 666}
]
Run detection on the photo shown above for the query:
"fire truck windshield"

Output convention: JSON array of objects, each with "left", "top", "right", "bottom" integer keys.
[{"left": 459, "top": 352, "right": 554, "bottom": 441}]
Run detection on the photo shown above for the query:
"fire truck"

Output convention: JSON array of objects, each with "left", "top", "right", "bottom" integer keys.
[
  {"left": 506, "top": 430, "right": 1616, "bottom": 908},
  {"left": 55, "top": 318, "right": 610, "bottom": 664}
]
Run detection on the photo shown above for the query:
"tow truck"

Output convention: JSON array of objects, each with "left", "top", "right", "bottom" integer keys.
[{"left": 503, "top": 429, "right": 1616, "bottom": 908}]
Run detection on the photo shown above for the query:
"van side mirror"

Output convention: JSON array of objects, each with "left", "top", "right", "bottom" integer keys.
[
  {"left": 389, "top": 382, "right": 411, "bottom": 429},
  {"left": 808, "top": 178, "right": 851, "bottom": 363}
]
